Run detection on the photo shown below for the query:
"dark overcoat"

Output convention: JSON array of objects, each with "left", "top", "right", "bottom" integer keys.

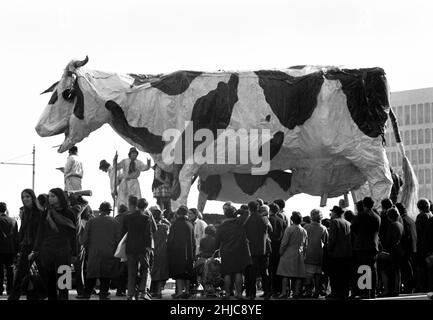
[{"left": 82, "top": 215, "right": 121, "bottom": 279}]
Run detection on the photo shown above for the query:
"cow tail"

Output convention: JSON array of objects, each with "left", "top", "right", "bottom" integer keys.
[{"left": 389, "top": 108, "right": 418, "bottom": 219}]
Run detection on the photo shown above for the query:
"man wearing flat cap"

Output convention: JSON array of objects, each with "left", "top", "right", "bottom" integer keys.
[
  {"left": 78, "top": 202, "right": 121, "bottom": 300},
  {"left": 115, "top": 147, "right": 151, "bottom": 208}
]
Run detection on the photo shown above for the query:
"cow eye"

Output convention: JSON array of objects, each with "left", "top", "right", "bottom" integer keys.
[{"left": 62, "top": 89, "right": 76, "bottom": 101}]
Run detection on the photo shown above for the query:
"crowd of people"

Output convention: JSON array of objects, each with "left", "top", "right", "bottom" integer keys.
[{"left": 1, "top": 187, "right": 433, "bottom": 300}]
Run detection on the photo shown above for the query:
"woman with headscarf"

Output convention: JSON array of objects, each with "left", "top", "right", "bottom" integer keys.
[
  {"left": 28, "top": 188, "right": 77, "bottom": 300},
  {"left": 8, "top": 189, "right": 43, "bottom": 300}
]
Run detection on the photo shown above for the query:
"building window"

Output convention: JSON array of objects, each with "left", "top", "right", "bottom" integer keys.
[
  {"left": 426, "top": 168, "right": 431, "bottom": 185},
  {"left": 426, "top": 148, "right": 431, "bottom": 164},
  {"left": 411, "top": 104, "right": 417, "bottom": 125},
  {"left": 404, "top": 131, "right": 410, "bottom": 145},
  {"left": 391, "top": 152, "right": 397, "bottom": 167},
  {"left": 418, "top": 104, "right": 424, "bottom": 124},
  {"left": 426, "top": 189, "right": 432, "bottom": 200},
  {"left": 426, "top": 128, "right": 431, "bottom": 144},
  {"left": 419, "top": 149, "right": 424, "bottom": 164},
  {"left": 425, "top": 103, "right": 431, "bottom": 123},
  {"left": 405, "top": 105, "right": 410, "bottom": 125},
  {"left": 419, "top": 169, "right": 424, "bottom": 185},
  {"left": 419, "top": 129, "right": 424, "bottom": 144},
  {"left": 411, "top": 130, "right": 417, "bottom": 145},
  {"left": 397, "top": 106, "right": 404, "bottom": 125},
  {"left": 412, "top": 149, "right": 417, "bottom": 165}
]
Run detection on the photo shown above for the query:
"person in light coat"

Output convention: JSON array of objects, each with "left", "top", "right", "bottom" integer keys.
[{"left": 277, "top": 211, "right": 308, "bottom": 299}]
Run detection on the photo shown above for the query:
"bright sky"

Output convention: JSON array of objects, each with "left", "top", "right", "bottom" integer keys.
[{"left": 1, "top": 0, "right": 433, "bottom": 218}]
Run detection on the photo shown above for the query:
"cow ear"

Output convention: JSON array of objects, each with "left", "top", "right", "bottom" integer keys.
[{"left": 41, "top": 81, "right": 60, "bottom": 94}]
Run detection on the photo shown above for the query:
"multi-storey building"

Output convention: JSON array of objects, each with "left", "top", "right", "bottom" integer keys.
[{"left": 385, "top": 87, "right": 433, "bottom": 200}]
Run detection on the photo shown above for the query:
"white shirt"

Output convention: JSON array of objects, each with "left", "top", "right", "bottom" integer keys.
[{"left": 64, "top": 154, "right": 83, "bottom": 179}]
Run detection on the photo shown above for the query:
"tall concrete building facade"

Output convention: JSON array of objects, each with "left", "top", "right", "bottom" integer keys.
[{"left": 385, "top": 87, "right": 433, "bottom": 200}]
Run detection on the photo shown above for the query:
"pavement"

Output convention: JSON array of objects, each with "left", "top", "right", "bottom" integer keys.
[{"left": 0, "top": 279, "right": 431, "bottom": 300}]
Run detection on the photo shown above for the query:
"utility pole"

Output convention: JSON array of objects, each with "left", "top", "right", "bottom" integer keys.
[
  {"left": 0, "top": 145, "right": 36, "bottom": 190},
  {"left": 32, "top": 145, "right": 35, "bottom": 190}
]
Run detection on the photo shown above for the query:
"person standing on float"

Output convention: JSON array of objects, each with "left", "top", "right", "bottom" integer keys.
[{"left": 116, "top": 147, "right": 151, "bottom": 207}]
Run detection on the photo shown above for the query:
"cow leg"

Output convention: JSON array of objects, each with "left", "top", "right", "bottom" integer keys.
[
  {"left": 347, "top": 148, "right": 393, "bottom": 207},
  {"left": 197, "top": 190, "right": 208, "bottom": 213},
  {"left": 171, "top": 162, "right": 200, "bottom": 212}
]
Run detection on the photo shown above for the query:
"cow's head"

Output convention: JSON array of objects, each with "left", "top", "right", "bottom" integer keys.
[{"left": 36, "top": 56, "right": 110, "bottom": 152}]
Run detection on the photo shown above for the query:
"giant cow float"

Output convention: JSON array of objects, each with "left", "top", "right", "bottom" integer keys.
[{"left": 36, "top": 57, "right": 416, "bottom": 213}]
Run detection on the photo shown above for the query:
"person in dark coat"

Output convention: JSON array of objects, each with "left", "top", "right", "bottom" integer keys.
[
  {"left": 0, "top": 202, "right": 19, "bottom": 296},
  {"left": 350, "top": 197, "right": 381, "bottom": 299},
  {"left": 149, "top": 206, "right": 169, "bottom": 299},
  {"left": 77, "top": 202, "right": 120, "bottom": 300},
  {"left": 167, "top": 205, "right": 195, "bottom": 299},
  {"left": 122, "top": 196, "right": 153, "bottom": 300},
  {"left": 8, "top": 189, "right": 43, "bottom": 300},
  {"left": 69, "top": 193, "right": 94, "bottom": 298},
  {"left": 396, "top": 202, "right": 417, "bottom": 293},
  {"left": 29, "top": 188, "right": 77, "bottom": 300},
  {"left": 244, "top": 200, "right": 273, "bottom": 299},
  {"left": 199, "top": 225, "right": 217, "bottom": 259},
  {"left": 268, "top": 203, "right": 285, "bottom": 296},
  {"left": 113, "top": 204, "right": 129, "bottom": 296},
  {"left": 215, "top": 206, "right": 251, "bottom": 299},
  {"left": 414, "top": 198, "right": 433, "bottom": 292},
  {"left": 380, "top": 208, "right": 404, "bottom": 297},
  {"left": 327, "top": 205, "right": 352, "bottom": 300},
  {"left": 423, "top": 216, "right": 433, "bottom": 291}
]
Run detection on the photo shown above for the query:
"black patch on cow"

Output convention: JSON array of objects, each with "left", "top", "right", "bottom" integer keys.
[
  {"left": 175, "top": 73, "right": 240, "bottom": 164},
  {"left": 289, "top": 65, "right": 306, "bottom": 70},
  {"left": 265, "top": 114, "right": 271, "bottom": 122},
  {"left": 150, "top": 71, "right": 203, "bottom": 95},
  {"left": 72, "top": 80, "right": 85, "bottom": 120},
  {"left": 48, "top": 90, "right": 58, "bottom": 105},
  {"left": 104, "top": 100, "right": 165, "bottom": 154},
  {"left": 324, "top": 68, "right": 389, "bottom": 138},
  {"left": 259, "top": 131, "right": 284, "bottom": 160},
  {"left": 233, "top": 170, "right": 292, "bottom": 196},
  {"left": 199, "top": 175, "right": 222, "bottom": 200},
  {"left": 170, "top": 74, "right": 239, "bottom": 201},
  {"left": 255, "top": 70, "right": 324, "bottom": 130}
]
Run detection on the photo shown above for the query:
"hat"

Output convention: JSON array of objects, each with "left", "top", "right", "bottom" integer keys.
[
  {"left": 330, "top": 205, "right": 344, "bottom": 215},
  {"left": 69, "top": 146, "right": 78, "bottom": 154},
  {"left": 128, "top": 147, "right": 139, "bottom": 156},
  {"left": 99, "top": 160, "right": 110, "bottom": 170},
  {"left": 99, "top": 202, "right": 113, "bottom": 213}
]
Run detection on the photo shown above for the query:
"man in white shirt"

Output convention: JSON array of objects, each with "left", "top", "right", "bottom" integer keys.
[
  {"left": 59, "top": 146, "right": 83, "bottom": 191},
  {"left": 116, "top": 147, "right": 151, "bottom": 207}
]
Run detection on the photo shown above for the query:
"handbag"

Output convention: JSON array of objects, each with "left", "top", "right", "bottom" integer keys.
[{"left": 114, "top": 233, "right": 128, "bottom": 262}]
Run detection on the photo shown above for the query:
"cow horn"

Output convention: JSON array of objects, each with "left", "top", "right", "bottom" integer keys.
[{"left": 73, "top": 56, "right": 89, "bottom": 68}]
